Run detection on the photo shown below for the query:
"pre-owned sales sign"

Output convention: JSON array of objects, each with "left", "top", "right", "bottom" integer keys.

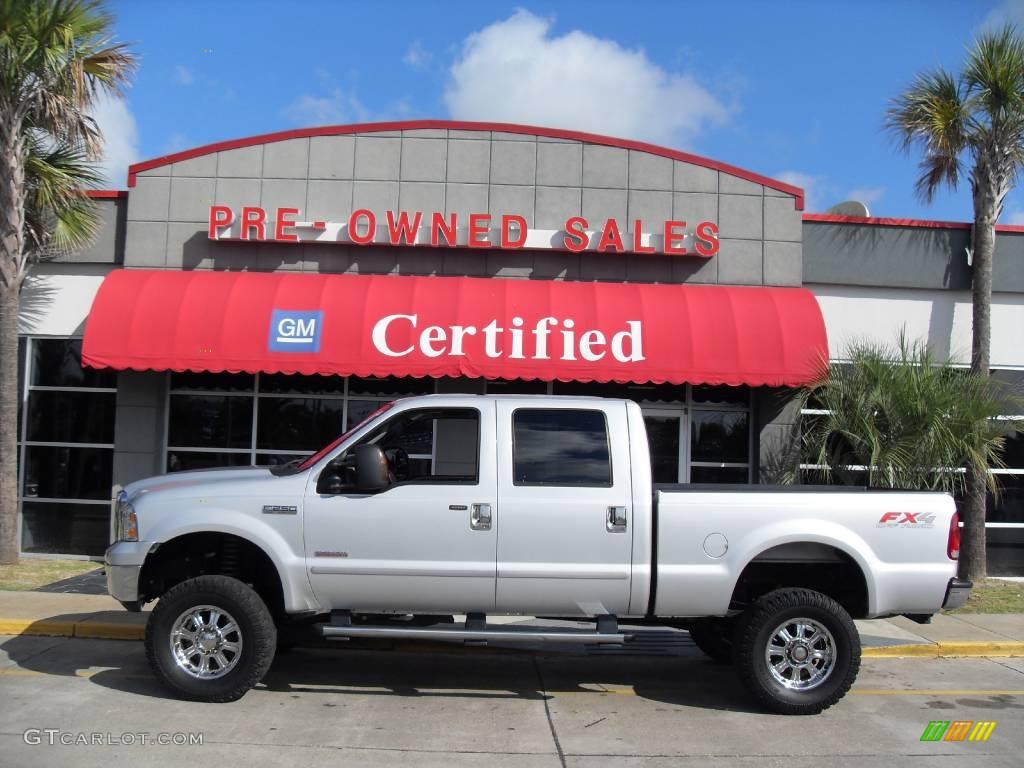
[{"left": 207, "top": 205, "right": 720, "bottom": 257}]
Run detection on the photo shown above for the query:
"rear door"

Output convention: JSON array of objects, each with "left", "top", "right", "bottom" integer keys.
[{"left": 494, "top": 401, "right": 633, "bottom": 616}]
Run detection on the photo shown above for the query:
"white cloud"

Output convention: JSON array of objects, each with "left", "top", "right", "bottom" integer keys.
[
  {"left": 774, "top": 173, "right": 885, "bottom": 213},
  {"left": 403, "top": 40, "right": 431, "bottom": 68},
  {"left": 981, "top": 0, "right": 1024, "bottom": 30},
  {"left": 282, "top": 87, "right": 371, "bottom": 126},
  {"left": 776, "top": 170, "right": 826, "bottom": 211},
  {"left": 1005, "top": 209, "right": 1024, "bottom": 224},
  {"left": 89, "top": 92, "right": 140, "bottom": 187},
  {"left": 443, "top": 10, "right": 729, "bottom": 148},
  {"left": 173, "top": 65, "right": 193, "bottom": 85},
  {"left": 163, "top": 132, "right": 190, "bottom": 153},
  {"left": 846, "top": 186, "right": 886, "bottom": 207}
]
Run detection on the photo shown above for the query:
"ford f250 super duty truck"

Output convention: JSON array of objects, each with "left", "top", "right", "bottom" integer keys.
[{"left": 105, "top": 395, "right": 969, "bottom": 714}]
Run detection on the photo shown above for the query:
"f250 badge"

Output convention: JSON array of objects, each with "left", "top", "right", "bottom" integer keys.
[{"left": 877, "top": 512, "right": 937, "bottom": 528}]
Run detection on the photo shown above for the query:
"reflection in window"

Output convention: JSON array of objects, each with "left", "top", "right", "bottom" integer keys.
[
  {"left": 166, "top": 373, "right": 433, "bottom": 473},
  {"left": 513, "top": 409, "right": 611, "bottom": 486},
  {"left": 168, "top": 394, "right": 253, "bottom": 449},
  {"left": 332, "top": 408, "right": 480, "bottom": 485},
  {"left": 691, "top": 411, "right": 749, "bottom": 464},
  {"left": 17, "top": 338, "right": 116, "bottom": 557},
  {"left": 256, "top": 397, "right": 344, "bottom": 451}
]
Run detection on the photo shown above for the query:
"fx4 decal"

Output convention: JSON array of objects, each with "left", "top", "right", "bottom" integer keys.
[{"left": 877, "top": 511, "right": 937, "bottom": 528}]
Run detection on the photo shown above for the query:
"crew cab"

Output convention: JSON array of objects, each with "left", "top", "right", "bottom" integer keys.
[{"left": 105, "top": 394, "right": 969, "bottom": 714}]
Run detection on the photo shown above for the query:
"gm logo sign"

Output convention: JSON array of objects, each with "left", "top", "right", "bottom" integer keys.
[{"left": 269, "top": 310, "right": 323, "bottom": 352}]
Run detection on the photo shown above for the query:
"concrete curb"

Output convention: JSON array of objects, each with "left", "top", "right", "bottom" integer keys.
[
  {"left": 0, "top": 618, "right": 145, "bottom": 641},
  {"left": 2, "top": 618, "right": 1024, "bottom": 657},
  {"left": 862, "top": 641, "right": 1024, "bottom": 658}
]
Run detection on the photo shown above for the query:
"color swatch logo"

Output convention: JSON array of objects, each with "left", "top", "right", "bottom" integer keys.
[
  {"left": 920, "top": 720, "right": 996, "bottom": 742},
  {"left": 268, "top": 310, "right": 323, "bottom": 353}
]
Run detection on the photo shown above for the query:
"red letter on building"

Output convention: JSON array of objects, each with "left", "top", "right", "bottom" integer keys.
[
  {"left": 240, "top": 207, "right": 266, "bottom": 241},
  {"left": 663, "top": 220, "right": 687, "bottom": 255},
  {"left": 501, "top": 215, "right": 527, "bottom": 248},
  {"left": 695, "top": 221, "right": 719, "bottom": 257},
  {"left": 386, "top": 210, "right": 423, "bottom": 245},
  {"left": 275, "top": 208, "right": 300, "bottom": 242},
  {"left": 563, "top": 216, "right": 589, "bottom": 252},
  {"left": 632, "top": 220, "right": 655, "bottom": 254},
  {"left": 468, "top": 213, "right": 491, "bottom": 247},
  {"left": 348, "top": 209, "right": 376, "bottom": 245},
  {"left": 430, "top": 212, "right": 457, "bottom": 247},
  {"left": 208, "top": 205, "right": 234, "bottom": 240},
  {"left": 596, "top": 219, "right": 624, "bottom": 252}
]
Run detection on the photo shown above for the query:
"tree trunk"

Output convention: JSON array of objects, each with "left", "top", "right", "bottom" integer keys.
[
  {"left": 0, "top": 115, "right": 25, "bottom": 565},
  {"left": 0, "top": 284, "right": 19, "bottom": 564},
  {"left": 962, "top": 174, "right": 998, "bottom": 582}
]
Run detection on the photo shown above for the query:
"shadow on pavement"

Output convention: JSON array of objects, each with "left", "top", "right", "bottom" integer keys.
[{"left": 0, "top": 630, "right": 762, "bottom": 714}]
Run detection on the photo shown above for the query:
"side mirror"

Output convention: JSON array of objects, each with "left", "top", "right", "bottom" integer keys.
[
  {"left": 354, "top": 444, "right": 390, "bottom": 492},
  {"left": 317, "top": 470, "right": 345, "bottom": 496}
]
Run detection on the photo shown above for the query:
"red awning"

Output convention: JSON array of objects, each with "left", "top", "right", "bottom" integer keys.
[{"left": 82, "top": 270, "right": 827, "bottom": 386}]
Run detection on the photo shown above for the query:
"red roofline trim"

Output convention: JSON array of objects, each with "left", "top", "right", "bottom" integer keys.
[
  {"left": 84, "top": 189, "right": 127, "bottom": 199},
  {"left": 803, "top": 212, "right": 1024, "bottom": 234},
  {"left": 125, "top": 119, "right": 805, "bottom": 210}
]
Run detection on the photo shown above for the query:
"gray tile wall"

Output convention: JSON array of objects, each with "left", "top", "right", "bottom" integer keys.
[
  {"left": 112, "top": 371, "right": 166, "bottom": 487},
  {"left": 128, "top": 128, "right": 803, "bottom": 285},
  {"left": 58, "top": 198, "right": 125, "bottom": 264}
]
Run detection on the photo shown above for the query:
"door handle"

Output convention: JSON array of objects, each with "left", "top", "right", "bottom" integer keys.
[
  {"left": 470, "top": 503, "right": 492, "bottom": 531},
  {"left": 606, "top": 506, "right": 628, "bottom": 532}
]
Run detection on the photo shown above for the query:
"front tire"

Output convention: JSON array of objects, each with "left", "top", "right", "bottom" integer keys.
[
  {"left": 145, "top": 575, "right": 277, "bottom": 702},
  {"left": 733, "top": 588, "right": 860, "bottom": 715}
]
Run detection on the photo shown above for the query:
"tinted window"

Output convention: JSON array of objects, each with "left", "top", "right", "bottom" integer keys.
[
  {"left": 513, "top": 409, "right": 611, "bottom": 486},
  {"left": 31, "top": 338, "right": 116, "bottom": 388},
  {"left": 333, "top": 407, "right": 480, "bottom": 485}
]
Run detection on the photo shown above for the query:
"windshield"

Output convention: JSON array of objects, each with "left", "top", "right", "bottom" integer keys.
[{"left": 275, "top": 402, "right": 395, "bottom": 475}]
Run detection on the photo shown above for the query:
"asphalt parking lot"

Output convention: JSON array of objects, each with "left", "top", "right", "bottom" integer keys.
[{"left": 0, "top": 632, "right": 1022, "bottom": 768}]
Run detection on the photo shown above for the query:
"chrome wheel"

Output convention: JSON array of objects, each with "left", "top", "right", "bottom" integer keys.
[
  {"left": 170, "top": 605, "right": 243, "bottom": 680},
  {"left": 764, "top": 618, "right": 835, "bottom": 691}
]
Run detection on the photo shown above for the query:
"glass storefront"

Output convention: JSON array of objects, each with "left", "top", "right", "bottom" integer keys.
[
  {"left": 166, "top": 375, "right": 753, "bottom": 483},
  {"left": 16, "top": 338, "right": 117, "bottom": 557},
  {"left": 14, "top": 341, "right": 754, "bottom": 557}
]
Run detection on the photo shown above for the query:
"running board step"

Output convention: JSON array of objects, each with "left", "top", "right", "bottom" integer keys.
[{"left": 316, "top": 623, "right": 631, "bottom": 646}]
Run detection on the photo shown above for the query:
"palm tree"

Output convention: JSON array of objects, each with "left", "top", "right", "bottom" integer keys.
[
  {"left": 885, "top": 24, "right": 1024, "bottom": 580},
  {"left": 799, "top": 335, "right": 1020, "bottom": 500},
  {"left": 0, "top": 0, "right": 135, "bottom": 564}
]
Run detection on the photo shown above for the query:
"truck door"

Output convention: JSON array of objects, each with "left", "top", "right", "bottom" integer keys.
[
  {"left": 303, "top": 402, "right": 497, "bottom": 613},
  {"left": 494, "top": 401, "right": 633, "bottom": 616}
]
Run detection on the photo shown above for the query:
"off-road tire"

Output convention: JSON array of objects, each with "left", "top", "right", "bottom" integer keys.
[
  {"left": 688, "top": 618, "right": 734, "bottom": 663},
  {"left": 733, "top": 588, "right": 860, "bottom": 715},
  {"left": 145, "top": 575, "right": 277, "bottom": 702}
]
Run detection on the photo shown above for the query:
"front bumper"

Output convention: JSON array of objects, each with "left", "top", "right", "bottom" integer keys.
[
  {"left": 104, "top": 541, "right": 150, "bottom": 610},
  {"left": 942, "top": 577, "right": 973, "bottom": 610}
]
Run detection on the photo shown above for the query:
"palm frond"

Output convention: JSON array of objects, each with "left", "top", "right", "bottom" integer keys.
[
  {"left": 885, "top": 68, "right": 969, "bottom": 202},
  {"left": 799, "top": 334, "right": 1023, "bottom": 495}
]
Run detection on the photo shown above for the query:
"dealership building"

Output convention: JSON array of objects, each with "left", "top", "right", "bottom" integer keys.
[{"left": 13, "top": 120, "right": 1024, "bottom": 573}]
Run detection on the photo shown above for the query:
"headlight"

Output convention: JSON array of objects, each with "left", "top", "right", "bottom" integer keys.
[{"left": 115, "top": 492, "right": 138, "bottom": 542}]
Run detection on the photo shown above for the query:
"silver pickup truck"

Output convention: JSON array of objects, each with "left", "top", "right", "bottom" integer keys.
[{"left": 105, "top": 394, "right": 968, "bottom": 714}]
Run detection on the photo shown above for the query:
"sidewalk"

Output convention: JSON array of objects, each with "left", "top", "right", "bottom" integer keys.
[{"left": 1, "top": 589, "right": 1024, "bottom": 656}]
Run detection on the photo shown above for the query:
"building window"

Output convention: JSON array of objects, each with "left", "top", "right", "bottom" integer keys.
[
  {"left": 165, "top": 373, "right": 434, "bottom": 471},
  {"left": 17, "top": 338, "right": 117, "bottom": 557}
]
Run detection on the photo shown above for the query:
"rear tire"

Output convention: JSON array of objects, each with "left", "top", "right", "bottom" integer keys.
[
  {"left": 145, "top": 575, "right": 277, "bottom": 702},
  {"left": 687, "top": 618, "right": 734, "bottom": 663},
  {"left": 733, "top": 588, "right": 860, "bottom": 715}
]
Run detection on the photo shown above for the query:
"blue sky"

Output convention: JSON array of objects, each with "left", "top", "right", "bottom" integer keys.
[{"left": 97, "top": 0, "right": 1024, "bottom": 222}]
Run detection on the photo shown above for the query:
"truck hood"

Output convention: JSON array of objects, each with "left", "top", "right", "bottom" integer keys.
[{"left": 124, "top": 466, "right": 283, "bottom": 501}]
